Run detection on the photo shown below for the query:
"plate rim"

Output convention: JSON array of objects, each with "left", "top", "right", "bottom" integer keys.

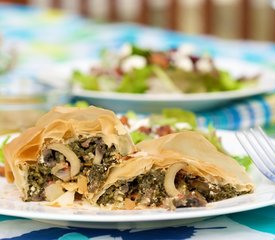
[
  {"left": 0, "top": 187, "right": 274, "bottom": 223},
  {"left": 70, "top": 58, "right": 275, "bottom": 102},
  {"left": 72, "top": 86, "right": 273, "bottom": 102}
]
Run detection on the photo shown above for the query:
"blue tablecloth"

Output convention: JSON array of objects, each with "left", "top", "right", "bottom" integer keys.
[
  {"left": 0, "top": 4, "right": 274, "bottom": 240},
  {"left": 0, "top": 207, "right": 275, "bottom": 240}
]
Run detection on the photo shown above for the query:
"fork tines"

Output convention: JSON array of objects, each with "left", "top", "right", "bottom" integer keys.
[{"left": 236, "top": 126, "right": 275, "bottom": 182}]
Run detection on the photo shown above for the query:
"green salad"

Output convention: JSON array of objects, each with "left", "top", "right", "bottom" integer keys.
[
  {"left": 73, "top": 44, "right": 258, "bottom": 94},
  {"left": 121, "top": 108, "right": 252, "bottom": 170}
]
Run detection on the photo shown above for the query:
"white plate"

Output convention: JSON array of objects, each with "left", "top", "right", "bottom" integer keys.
[
  {"left": 0, "top": 131, "right": 274, "bottom": 229},
  {"left": 39, "top": 58, "right": 275, "bottom": 113}
]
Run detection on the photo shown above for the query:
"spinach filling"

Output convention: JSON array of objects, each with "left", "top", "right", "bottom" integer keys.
[
  {"left": 26, "top": 150, "right": 63, "bottom": 201},
  {"left": 175, "top": 171, "right": 249, "bottom": 203},
  {"left": 26, "top": 136, "right": 119, "bottom": 201},
  {"left": 71, "top": 137, "right": 120, "bottom": 193},
  {"left": 97, "top": 169, "right": 168, "bottom": 207},
  {"left": 127, "top": 168, "right": 167, "bottom": 206},
  {"left": 97, "top": 169, "right": 249, "bottom": 208}
]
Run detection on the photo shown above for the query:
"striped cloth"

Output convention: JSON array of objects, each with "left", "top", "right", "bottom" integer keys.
[{"left": 197, "top": 94, "right": 275, "bottom": 130}]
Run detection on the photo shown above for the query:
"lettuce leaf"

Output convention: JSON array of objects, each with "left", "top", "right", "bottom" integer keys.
[
  {"left": 0, "top": 135, "right": 10, "bottom": 164},
  {"left": 152, "top": 66, "right": 181, "bottom": 93},
  {"left": 72, "top": 70, "right": 99, "bottom": 90},
  {"left": 203, "top": 125, "right": 252, "bottom": 170},
  {"left": 149, "top": 108, "right": 197, "bottom": 129},
  {"left": 232, "top": 155, "right": 252, "bottom": 170},
  {"left": 162, "top": 108, "right": 197, "bottom": 128},
  {"left": 218, "top": 70, "right": 239, "bottom": 91},
  {"left": 125, "top": 111, "right": 138, "bottom": 119},
  {"left": 131, "top": 45, "right": 151, "bottom": 57},
  {"left": 203, "top": 125, "right": 225, "bottom": 153},
  {"left": 116, "top": 67, "right": 152, "bottom": 93},
  {"left": 65, "top": 101, "right": 89, "bottom": 108},
  {"left": 130, "top": 130, "right": 152, "bottom": 144}
]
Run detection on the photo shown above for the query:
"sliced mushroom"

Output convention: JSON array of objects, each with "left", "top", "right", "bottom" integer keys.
[
  {"left": 51, "top": 162, "right": 71, "bottom": 182},
  {"left": 48, "top": 143, "right": 81, "bottom": 178}
]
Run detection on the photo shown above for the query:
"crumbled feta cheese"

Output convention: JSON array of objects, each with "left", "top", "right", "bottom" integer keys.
[
  {"left": 196, "top": 57, "right": 212, "bottom": 73},
  {"left": 121, "top": 55, "right": 147, "bottom": 73},
  {"left": 178, "top": 44, "right": 196, "bottom": 56},
  {"left": 39, "top": 155, "right": 44, "bottom": 163},
  {"left": 117, "top": 195, "right": 124, "bottom": 202},
  {"left": 174, "top": 57, "right": 193, "bottom": 72},
  {"left": 130, "top": 118, "right": 150, "bottom": 131},
  {"left": 119, "top": 43, "right": 132, "bottom": 58},
  {"left": 175, "top": 122, "right": 192, "bottom": 130}
]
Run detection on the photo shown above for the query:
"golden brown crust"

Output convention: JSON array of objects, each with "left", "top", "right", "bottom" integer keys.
[
  {"left": 92, "top": 131, "right": 254, "bottom": 205},
  {"left": 137, "top": 131, "right": 254, "bottom": 191},
  {"left": 4, "top": 108, "right": 253, "bottom": 208},
  {"left": 4, "top": 106, "right": 136, "bottom": 192}
]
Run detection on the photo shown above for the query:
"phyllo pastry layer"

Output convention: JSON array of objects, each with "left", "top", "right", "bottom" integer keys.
[
  {"left": 92, "top": 131, "right": 253, "bottom": 210},
  {"left": 4, "top": 106, "right": 136, "bottom": 202},
  {"left": 4, "top": 108, "right": 253, "bottom": 210}
]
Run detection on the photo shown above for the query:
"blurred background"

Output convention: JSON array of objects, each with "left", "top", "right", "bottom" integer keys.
[
  {"left": 1, "top": 0, "right": 275, "bottom": 135},
  {"left": 1, "top": 0, "right": 275, "bottom": 41}
]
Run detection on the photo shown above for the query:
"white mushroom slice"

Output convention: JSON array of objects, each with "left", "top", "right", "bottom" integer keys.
[
  {"left": 48, "top": 143, "right": 81, "bottom": 178},
  {"left": 45, "top": 182, "right": 65, "bottom": 202},
  {"left": 164, "top": 163, "right": 185, "bottom": 197},
  {"left": 54, "top": 168, "right": 71, "bottom": 182},
  {"left": 51, "top": 162, "right": 70, "bottom": 182}
]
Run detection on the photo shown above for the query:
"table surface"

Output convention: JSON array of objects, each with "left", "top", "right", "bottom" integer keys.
[{"left": 0, "top": 4, "right": 274, "bottom": 240}]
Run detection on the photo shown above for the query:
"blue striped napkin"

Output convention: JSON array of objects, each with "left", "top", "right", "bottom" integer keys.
[{"left": 197, "top": 94, "right": 275, "bottom": 130}]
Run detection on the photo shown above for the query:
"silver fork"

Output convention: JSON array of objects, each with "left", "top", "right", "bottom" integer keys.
[{"left": 236, "top": 126, "right": 275, "bottom": 182}]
